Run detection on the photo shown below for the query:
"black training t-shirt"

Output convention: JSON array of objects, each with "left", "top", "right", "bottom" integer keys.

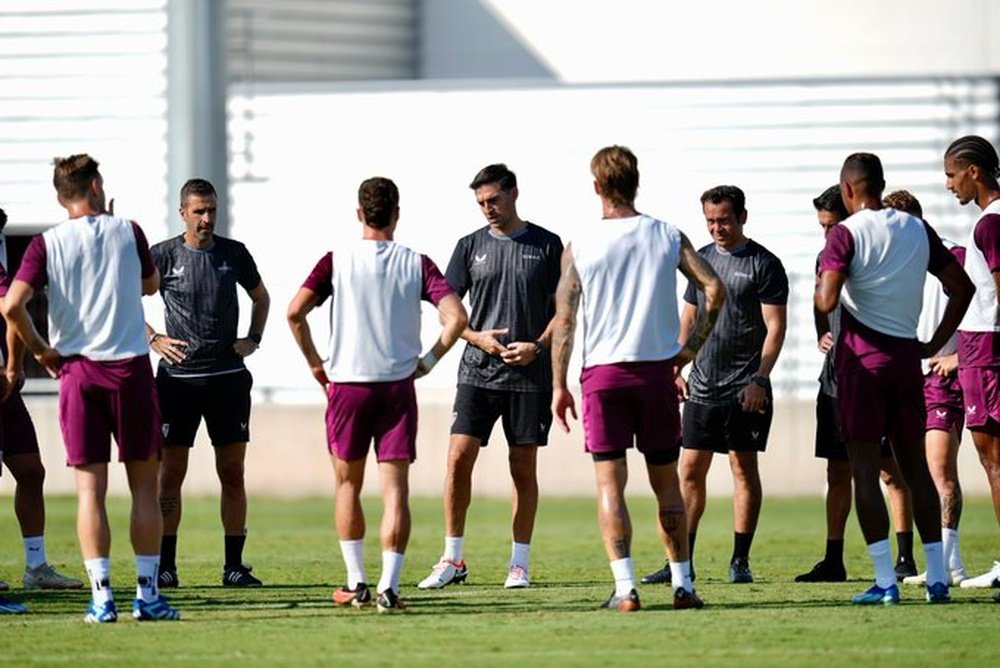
[
  {"left": 684, "top": 239, "right": 788, "bottom": 404},
  {"left": 445, "top": 222, "right": 562, "bottom": 392},
  {"left": 151, "top": 235, "right": 262, "bottom": 376}
]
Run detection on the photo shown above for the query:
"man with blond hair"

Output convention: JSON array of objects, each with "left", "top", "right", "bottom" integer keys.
[{"left": 552, "top": 145, "right": 725, "bottom": 611}]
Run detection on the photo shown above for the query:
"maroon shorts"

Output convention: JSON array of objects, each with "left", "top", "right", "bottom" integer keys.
[
  {"left": 836, "top": 354, "right": 925, "bottom": 446},
  {"left": 325, "top": 378, "right": 417, "bottom": 462},
  {"left": 958, "top": 366, "right": 1000, "bottom": 430},
  {"left": 924, "top": 372, "right": 964, "bottom": 433},
  {"left": 1, "top": 391, "right": 39, "bottom": 457},
  {"left": 58, "top": 356, "right": 163, "bottom": 466},
  {"left": 580, "top": 361, "right": 681, "bottom": 463}
]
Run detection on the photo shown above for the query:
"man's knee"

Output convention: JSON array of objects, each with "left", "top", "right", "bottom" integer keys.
[
  {"left": 8, "top": 455, "right": 45, "bottom": 489},
  {"left": 447, "top": 436, "right": 480, "bottom": 470},
  {"left": 729, "top": 452, "right": 760, "bottom": 483},
  {"left": 509, "top": 447, "right": 538, "bottom": 483}
]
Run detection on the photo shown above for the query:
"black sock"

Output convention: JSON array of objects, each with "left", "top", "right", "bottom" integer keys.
[
  {"left": 225, "top": 533, "right": 247, "bottom": 568},
  {"left": 896, "top": 531, "right": 914, "bottom": 562},
  {"left": 732, "top": 532, "right": 754, "bottom": 562},
  {"left": 688, "top": 532, "right": 697, "bottom": 562},
  {"left": 824, "top": 539, "right": 845, "bottom": 564},
  {"left": 160, "top": 534, "right": 177, "bottom": 570}
]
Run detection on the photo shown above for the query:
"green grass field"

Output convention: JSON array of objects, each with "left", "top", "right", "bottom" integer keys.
[{"left": 1, "top": 494, "right": 997, "bottom": 666}]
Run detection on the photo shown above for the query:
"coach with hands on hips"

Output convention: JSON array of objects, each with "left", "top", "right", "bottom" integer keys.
[{"left": 145, "top": 178, "right": 270, "bottom": 590}]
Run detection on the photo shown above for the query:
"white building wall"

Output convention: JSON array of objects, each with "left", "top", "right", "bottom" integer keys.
[
  {"left": 422, "top": 0, "right": 1000, "bottom": 82},
  {"left": 226, "top": 79, "right": 998, "bottom": 402}
]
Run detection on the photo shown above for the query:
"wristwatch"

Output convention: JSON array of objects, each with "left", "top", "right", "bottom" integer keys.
[
  {"left": 750, "top": 374, "right": 770, "bottom": 390},
  {"left": 249, "top": 333, "right": 262, "bottom": 345},
  {"left": 533, "top": 340, "right": 545, "bottom": 356}
]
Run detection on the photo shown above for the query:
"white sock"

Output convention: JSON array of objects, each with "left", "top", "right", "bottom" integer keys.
[
  {"left": 339, "top": 539, "right": 366, "bottom": 588},
  {"left": 444, "top": 536, "right": 464, "bottom": 563},
  {"left": 943, "top": 528, "right": 964, "bottom": 570},
  {"left": 510, "top": 542, "right": 530, "bottom": 569},
  {"left": 377, "top": 551, "right": 405, "bottom": 595},
  {"left": 24, "top": 535, "right": 46, "bottom": 569},
  {"left": 135, "top": 555, "right": 159, "bottom": 603},
  {"left": 610, "top": 557, "right": 636, "bottom": 597},
  {"left": 867, "top": 539, "right": 895, "bottom": 589},
  {"left": 84, "top": 557, "right": 113, "bottom": 606},
  {"left": 670, "top": 560, "right": 693, "bottom": 592},
  {"left": 923, "top": 541, "right": 947, "bottom": 587}
]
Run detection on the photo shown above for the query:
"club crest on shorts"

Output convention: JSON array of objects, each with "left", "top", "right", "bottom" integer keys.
[{"left": 162, "top": 423, "right": 170, "bottom": 438}]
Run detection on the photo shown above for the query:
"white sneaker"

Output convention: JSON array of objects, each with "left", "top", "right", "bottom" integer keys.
[
  {"left": 959, "top": 561, "right": 1000, "bottom": 588},
  {"left": 504, "top": 564, "right": 530, "bottom": 589},
  {"left": 23, "top": 563, "right": 84, "bottom": 590},
  {"left": 902, "top": 568, "right": 969, "bottom": 587},
  {"left": 416, "top": 559, "right": 468, "bottom": 589}
]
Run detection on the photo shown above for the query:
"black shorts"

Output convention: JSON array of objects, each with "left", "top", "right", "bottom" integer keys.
[
  {"left": 815, "top": 390, "right": 848, "bottom": 461},
  {"left": 450, "top": 384, "right": 552, "bottom": 447},
  {"left": 682, "top": 398, "right": 772, "bottom": 453},
  {"left": 157, "top": 368, "right": 253, "bottom": 447}
]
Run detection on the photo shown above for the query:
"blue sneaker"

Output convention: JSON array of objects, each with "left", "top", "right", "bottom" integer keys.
[
  {"left": 926, "top": 581, "right": 952, "bottom": 604},
  {"left": 132, "top": 596, "right": 181, "bottom": 621},
  {"left": 0, "top": 596, "right": 29, "bottom": 614},
  {"left": 851, "top": 584, "right": 900, "bottom": 605},
  {"left": 84, "top": 599, "right": 118, "bottom": 623}
]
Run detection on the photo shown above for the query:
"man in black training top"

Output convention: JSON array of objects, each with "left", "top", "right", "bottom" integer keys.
[
  {"left": 643, "top": 185, "right": 788, "bottom": 585},
  {"left": 145, "top": 178, "right": 270, "bottom": 588},
  {"left": 418, "top": 164, "right": 563, "bottom": 591}
]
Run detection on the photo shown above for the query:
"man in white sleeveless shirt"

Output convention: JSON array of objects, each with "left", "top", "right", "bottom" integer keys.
[
  {"left": 942, "top": 135, "right": 1000, "bottom": 597},
  {"left": 1, "top": 155, "right": 178, "bottom": 622},
  {"left": 816, "top": 152, "right": 973, "bottom": 605},
  {"left": 550, "top": 145, "right": 726, "bottom": 612},
  {"left": 287, "top": 177, "right": 466, "bottom": 612}
]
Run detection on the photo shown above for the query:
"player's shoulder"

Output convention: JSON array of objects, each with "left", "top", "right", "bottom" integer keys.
[
  {"left": 524, "top": 221, "right": 561, "bottom": 241},
  {"left": 452, "top": 226, "right": 486, "bottom": 249},
  {"left": 212, "top": 235, "right": 247, "bottom": 250},
  {"left": 746, "top": 238, "right": 783, "bottom": 262},
  {"left": 150, "top": 234, "right": 184, "bottom": 255}
]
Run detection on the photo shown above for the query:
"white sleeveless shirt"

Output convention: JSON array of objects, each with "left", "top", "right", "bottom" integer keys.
[
  {"left": 43, "top": 214, "right": 148, "bottom": 360},
  {"left": 570, "top": 215, "right": 683, "bottom": 367}
]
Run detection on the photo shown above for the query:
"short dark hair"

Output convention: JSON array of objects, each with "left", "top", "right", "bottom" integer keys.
[
  {"left": 0, "top": 207, "right": 7, "bottom": 230},
  {"left": 591, "top": 145, "right": 639, "bottom": 206},
  {"left": 882, "top": 189, "right": 923, "bottom": 218},
  {"left": 52, "top": 154, "right": 100, "bottom": 202},
  {"left": 813, "top": 185, "right": 849, "bottom": 219},
  {"left": 358, "top": 177, "right": 399, "bottom": 229},
  {"left": 945, "top": 135, "right": 1000, "bottom": 179},
  {"left": 700, "top": 185, "right": 746, "bottom": 216},
  {"left": 469, "top": 164, "right": 517, "bottom": 192},
  {"left": 840, "top": 152, "right": 885, "bottom": 195},
  {"left": 180, "top": 178, "right": 217, "bottom": 206}
]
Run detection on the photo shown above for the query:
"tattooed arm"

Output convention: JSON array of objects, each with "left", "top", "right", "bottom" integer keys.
[
  {"left": 551, "top": 245, "right": 582, "bottom": 433},
  {"left": 671, "top": 233, "right": 725, "bottom": 367}
]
